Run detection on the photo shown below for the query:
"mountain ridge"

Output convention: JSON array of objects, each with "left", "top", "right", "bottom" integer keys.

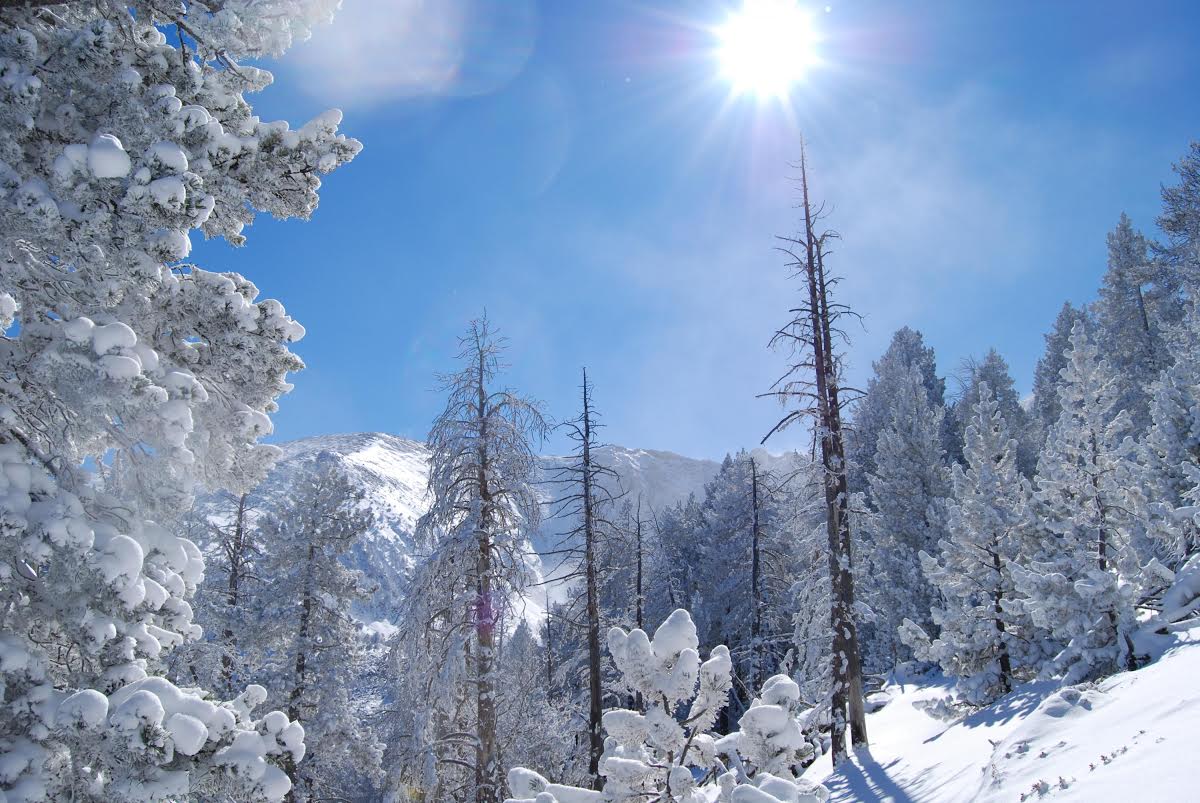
[{"left": 201, "top": 431, "right": 730, "bottom": 620}]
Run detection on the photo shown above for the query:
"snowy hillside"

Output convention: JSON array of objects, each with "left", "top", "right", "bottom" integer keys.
[
  {"left": 200, "top": 432, "right": 723, "bottom": 618},
  {"left": 808, "top": 626, "right": 1200, "bottom": 802}
]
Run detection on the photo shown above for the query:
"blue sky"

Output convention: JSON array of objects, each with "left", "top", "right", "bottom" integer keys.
[{"left": 193, "top": 0, "right": 1200, "bottom": 460}]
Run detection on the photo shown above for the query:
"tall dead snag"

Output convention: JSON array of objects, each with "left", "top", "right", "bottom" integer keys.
[
  {"left": 546, "top": 368, "right": 622, "bottom": 788},
  {"left": 417, "top": 315, "right": 547, "bottom": 803},
  {"left": 634, "top": 495, "right": 645, "bottom": 634},
  {"left": 749, "top": 456, "right": 764, "bottom": 690},
  {"left": 761, "top": 142, "right": 868, "bottom": 762}
]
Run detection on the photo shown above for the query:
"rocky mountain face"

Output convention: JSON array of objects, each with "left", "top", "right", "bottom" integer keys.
[{"left": 197, "top": 432, "right": 724, "bottom": 620}]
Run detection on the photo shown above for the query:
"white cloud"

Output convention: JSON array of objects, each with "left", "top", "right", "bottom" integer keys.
[{"left": 285, "top": 0, "right": 538, "bottom": 108}]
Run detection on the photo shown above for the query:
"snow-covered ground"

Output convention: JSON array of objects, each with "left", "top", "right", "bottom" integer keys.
[{"left": 807, "top": 626, "right": 1200, "bottom": 802}]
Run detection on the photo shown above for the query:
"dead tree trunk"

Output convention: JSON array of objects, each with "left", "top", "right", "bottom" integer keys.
[
  {"left": 815, "top": 240, "right": 869, "bottom": 749},
  {"left": 580, "top": 370, "right": 605, "bottom": 786},
  {"left": 547, "top": 368, "right": 620, "bottom": 787},
  {"left": 475, "top": 345, "right": 499, "bottom": 803},
  {"left": 761, "top": 141, "right": 868, "bottom": 762},
  {"left": 749, "top": 456, "right": 763, "bottom": 691},
  {"left": 634, "top": 495, "right": 645, "bottom": 711}
]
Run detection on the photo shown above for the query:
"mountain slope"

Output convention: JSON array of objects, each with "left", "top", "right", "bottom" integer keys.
[{"left": 201, "top": 432, "right": 724, "bottom": 618}]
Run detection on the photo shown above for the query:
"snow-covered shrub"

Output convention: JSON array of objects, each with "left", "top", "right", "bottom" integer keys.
[
  {"left": 1147, "top": 553, "right": 1200, "bottom": 633},
  {"left": 0, "top": 2, "right": 359, "bottom": 799},
  {"left": 503, "top": 609, "right": 830, "bottom": 803}
]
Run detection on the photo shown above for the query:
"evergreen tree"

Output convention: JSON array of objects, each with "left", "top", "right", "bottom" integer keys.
[
  {"left": 1031, "top": 302, "right": 1092, "bottom": 439},
  {"left": 1155, "top": 141, "right": 1200, "bottom": 298},
  {"left": 1132, "top": 299, "right": 1200, "bottom": 566},
  {"left": 168, "top": 491, "right": 271, "bottom": 702},
  {"left": 1013, "top": 325, "right": 1143, "bottom": 683},
  {"left": 848, "top": 327, "right": 946, "bottom": 496},
  {"left": 951, "top": 349, "right": 1037, "bottom": 476},
  {"left": 644, "top": 496, "right": 705, "bottom": 627},
  {"left": 691, "top": 452, "right": 802, "bottom": 712},
  {"left": 0, "top": 3, "right": 357, "bottom": 799},
  {"left": 1093, "top": 214, "right": 1169, "bottom": 431},
  {"left": 900, "top": 384, "right": 1051, "bottom": 704},
  {"left": 258, "top": 457, "right": 384, "bottom": 801},
  {"left": 859, "top": 362, "right": 951, "bottom": 670}
]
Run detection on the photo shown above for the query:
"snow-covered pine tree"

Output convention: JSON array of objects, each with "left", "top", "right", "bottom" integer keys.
[
  {"left": 951, "top": 349, "right": 1037, "bottom": 476},
  {"left": 0, "top": 2, "right": 358, "bottom": 800},
  {"left": 847, "top": 327, "right": 946, "bottom": 496},
  {"left": 494, "top": 620, "right": 579, "bottom": 792},
  {"left": 643, "top": 495, "right": 705, "bottom": 629},
  {"left": 777, "top": 460, "right": 833, "bottom": 759},
  {"left": 1131, "top": 299, "right": 1200, "bottom": 566},
  {"left": 1013, "top": 324, "right": 1143, "bottom": 683},
  {"left": 691, "top": 451, "right": 807, "bottom": 715},
  {"left": 256, "top": 456, "right": 383, "bottom": 801},
  {"left": 396, "top": 316, "right": 548, "bottom": 803},
  {"left": 859, "top": 362, "right": 951, "bottom": 671},
  {"left": 169, "top": 490, "right": 268, "bottom": 700},
  {"left": 1031, "top": 303, "right": 1093, "bottom": 441},
  {"left": 1156, "top": 142, "right": 1200, "bottom": 296},
  {"left": 900, "top": 383, "right": 1050, "bottom": 704},
  {"left": 1093, "top": 214, "right": 1171, "bottom": 431}
]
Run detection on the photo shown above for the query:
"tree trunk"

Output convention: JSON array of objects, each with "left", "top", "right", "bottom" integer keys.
[
  {"left": 635, "top": 497, "right": 644, "bottom": 633},
  {"left": 284, "top": 543, "right": 316, "bottom": 803},
  {"left": 992, "top": 549, "right": 1013, "bottom": 693},
  {"left": 796, "top": 145, "right": 868, "bottom": 760},
  {"left": 546, "top": 596, "right": 555, "bottom": 694},
  {"left": 750, "top": 457, "right": 763, "bottom": 692},
  {"left": 476, "top": 348, "right": 499, "bottom": 803},
  {"left": 221, "top": 492, "right": 249, "bottom": 695},
  {"left": 581, "top": 370, "right": 605, "bottom": 788}
]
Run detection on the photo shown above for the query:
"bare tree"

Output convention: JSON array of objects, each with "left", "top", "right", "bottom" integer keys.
[
  {"left": 545, "top": 368, "right": 623, "bottom": 787},
  {"left": 413, "top": 315, "right": 548, "bottom": 803},
  {"left": 761, "top": 142, "right": 868, "bottom": 762}
]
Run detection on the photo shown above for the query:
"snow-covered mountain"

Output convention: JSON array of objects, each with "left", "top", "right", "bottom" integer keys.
[{"left": 204, "top": 432, "right": 724, "bottom": 619}]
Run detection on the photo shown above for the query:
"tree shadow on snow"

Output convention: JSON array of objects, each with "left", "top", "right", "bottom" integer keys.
[
  {"left": 944, "top": 679, "right": 1059, "bottom": 736},
  {"left": 825, "top": 749, "right": 922, "bottom": 803}
]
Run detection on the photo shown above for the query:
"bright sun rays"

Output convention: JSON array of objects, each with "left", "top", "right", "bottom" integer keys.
[{"left": 717, "top": 0, "right": 819, "bottom": 99}]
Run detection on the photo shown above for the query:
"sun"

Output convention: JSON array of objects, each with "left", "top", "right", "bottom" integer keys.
[{"left": 717, "top": 0, "right": 818, "bottom": 99}]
